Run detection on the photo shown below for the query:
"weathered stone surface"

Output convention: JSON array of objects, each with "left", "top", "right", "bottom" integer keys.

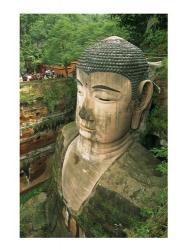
[
  {"left": 148, "top": 61, "right": 167, "bottom": 108},
  {"left": 37, "top": 192, "right": 47, "bottom": 203},
  {"left": 55, "top": 122, "right": 78, "bottom": 196},
  {"left": 20, "top": 79, "right": 78, "bottom": 237},
  {"left": 77, "top": 186, "right": 138, "bottom": 237},
  {"left": 62, "top": 61, "right": 154, "bottom": 213},
  {"left": 78, "top": 36, "right": 149, "bottom": 99},
  {"left": 20, "top": 127, "right": 34, "bottom": 139},
  {"left": 20, "top": 168, "right": 49, "bottom": 193},
  {"left": 50, "top": 219, "right": 72, "bottom": 237},
  {"left": 148, "top": 61, "right": 162, "bottom": 81},
  {"left": 51, "top": 120, "right": 165, "bottom": 237},
  {"left": 62, "top": 207, "right": 69, "bottom": 227},
  {"left": 98, "top": 142, "right": 165, "bottom": 208},
  {"left": 20, "top": 174, "right": 29, "bottom": 188},
  {"left": 20, "top": 192, "right": 48, "bottom": 237},
  {"left": 61, "top": 122, "right": 79, "bottom": 149},
  {"left": 48, "top": 37, "right": 167, "bottom": 238},
  {"left": 20, "top": 79, "right": 76, "bottom": 194},
  {"left": 20, "top": 106, "right": 48, "bottom": 125},
  {"left": 44, "top": 184, "right": 73, "bottom": 237},
  {"left": 155, "top": 79, "right": 167, "bottom": 107},
  {"left": 69, "top": 217, "right": 77, "bottom": 237},
  {"left": 20, "top": 144, "right": 55, "bottom": 163},
  {"left": 29, "top": 156, "right": 48, "bottom": 181},
  {"left": 20, "top": 130, "right": 57, "bottom": 155},
  {"left": 52, "top": 122, "right": 165, "bottom": 237},
  {"left": 75, "top": 142, "right": 165, "bottom": 237},
  {"left": 21, "top": 190, "right": 72, "bottom": 238},
  {"left": 20, "top": 143, "right": 55, "bottom": 192},
  {"left": 79, "top": 227, "right": 85, "bottom": 238}
]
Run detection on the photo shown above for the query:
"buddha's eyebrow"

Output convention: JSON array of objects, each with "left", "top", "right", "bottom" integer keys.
[
  {"left": 92, "top": 85, "right": 120, "bottom": 93},
  {"left": 76, "top": 79, "right": 83, "bottom": 86}
]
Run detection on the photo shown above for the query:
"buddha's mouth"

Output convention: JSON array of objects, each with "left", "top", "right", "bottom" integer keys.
[
  {"left": 79, "top": 120, "right": 95, "bottom": 132},
  {"left": 79, "top": 119, "right": 96, "bottom": 131},
  {"left": 79, "top": 124, "right": 95, "bottom": 132}
]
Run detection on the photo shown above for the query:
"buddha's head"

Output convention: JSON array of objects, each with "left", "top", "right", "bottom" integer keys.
[{"left": 76, "top": 36, "right": 153, "bottom": 144}]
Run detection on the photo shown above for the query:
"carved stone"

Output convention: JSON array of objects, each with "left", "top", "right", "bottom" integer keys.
[{"left": 51, "top": 36, "right": 166, "bottom": 237}]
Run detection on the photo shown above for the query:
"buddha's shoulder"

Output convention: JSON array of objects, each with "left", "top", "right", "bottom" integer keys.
[
  {"left": 114, "top": 140, "right": 160, "bottom": 174},
  {"left": 102, "top": 141, "right": 162, "bottom": 182},
  {"left": 98, "top": 141, "right": 166, "bottom": 206},
  {"left": 53, "top": 122, "right": 78, "bottom": 195},
  {"left": 54, "top": 122, "right": 78, "bottom": 160},
  {"left": 57, "top": 121, "right": 78, "bottom": 147},
  {"left": 125, "top": 141, "right": 160, "bottom": 167}
]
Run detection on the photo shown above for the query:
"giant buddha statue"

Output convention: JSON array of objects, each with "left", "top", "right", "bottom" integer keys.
[{"left": 51, "top": 36, "right": 165, "bottom": 237}]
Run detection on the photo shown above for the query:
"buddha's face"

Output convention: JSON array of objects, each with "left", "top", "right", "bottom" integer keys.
[{"left": 76, "top": 69, "right": 135, "bottom": 144}]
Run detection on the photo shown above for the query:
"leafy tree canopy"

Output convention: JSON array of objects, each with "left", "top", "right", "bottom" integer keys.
[
  {"left": 111, "top": 14, "right": 167, "bottom": 56},
  {"left": 20, "top": 14, "right": 167, "bottom": 74},
  {"left": 20, "top": 14, "right": 129, "bottom": 73}
]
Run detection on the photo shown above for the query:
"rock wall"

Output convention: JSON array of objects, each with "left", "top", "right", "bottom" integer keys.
[
  {"left": 44, "top": 122, "right": 166, "bottom": 238},
  {"left": 20, "top": 78, "right": 76, "bottom": 193},
  {"left": 20, "top": 61, "right": 167, "bottom": 237},
  {"left": 43, "top": 62, "right": 167, "bottom": 238},
  {"left": 148, "top": 61, "right": 167, "bottom": 107}
]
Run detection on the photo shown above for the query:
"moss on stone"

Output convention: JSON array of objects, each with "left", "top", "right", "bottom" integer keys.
[
  {"left": 125, "top": 187, "right": 167, "bottom": 237},
  {"left": 20, "top": 179, "right": 51, "bottom": 204},
  {"left": 77, "top": 186, "right": 140, "bottom": 237}
]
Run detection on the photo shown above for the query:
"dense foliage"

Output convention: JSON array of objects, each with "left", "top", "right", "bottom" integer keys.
[
  {"left": 128, "top": 145, "right": 167, "bottom": 237},
  {"left": 147, "top": 57, "right": 168, "bottom": 141},
  {"left": 20, "top": 14, "right": 129, "bottom": 74},
  {"left": 112, "top": 14, "right": 167, "bottom": 58},
  {"left": 20, "top": 14, "right": 167, "bottom": 74}
]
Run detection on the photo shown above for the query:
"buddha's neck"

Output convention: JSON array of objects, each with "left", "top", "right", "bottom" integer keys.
[{"left": 76, "top": 132, "right": 134, "bottom": 163}]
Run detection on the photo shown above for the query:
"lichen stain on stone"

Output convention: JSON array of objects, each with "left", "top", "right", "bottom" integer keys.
[{"left": 74, "top": 153, "right": 80, "bottom": 164}]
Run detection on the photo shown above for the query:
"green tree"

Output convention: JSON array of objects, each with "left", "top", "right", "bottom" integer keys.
[
  {"left": 111, "top": 14, "right": 167, "bottom": 56},
  {"left": 42, "top": 14, "right": 129, "bottom": 67},
  {"left": 20, "top": 14, "right": 58, "bottom": 73},
  {"left": 20, "top": 14, "right": 129, "bottom": 73}
]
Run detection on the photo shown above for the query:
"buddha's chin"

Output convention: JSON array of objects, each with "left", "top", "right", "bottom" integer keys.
[{"left": 79, "top": 126, "right": 95, "bottom": 140}]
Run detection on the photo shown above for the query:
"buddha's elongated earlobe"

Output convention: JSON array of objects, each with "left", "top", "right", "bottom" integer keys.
[{"left": 131, "top": 80, "right": 153, "bottom": 129}]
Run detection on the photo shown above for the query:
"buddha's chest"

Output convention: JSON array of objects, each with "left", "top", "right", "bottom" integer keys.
[{"left": 61, "top": 146, "right": 108, "bottom": 213}]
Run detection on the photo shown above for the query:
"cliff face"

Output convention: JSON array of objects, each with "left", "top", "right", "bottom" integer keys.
[
  {"left": 45, "top": 62, "right": 167, "bottom": 238},
  {"left": 20, "top": 78, "right": 76, "bottom": 193},
  {"left": 148, "top": 61, "right": 167, "bottom": 107},
  {"left": 46, "top": 122, "right": 166, "bottom": 238},
  {"left": 20, "top": 62, "right": 167, "bottom": 194},
  {"left": 20, "top": 61, "right": 167, "bottom": 237}
]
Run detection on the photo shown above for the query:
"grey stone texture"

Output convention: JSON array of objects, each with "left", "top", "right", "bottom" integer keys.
[
  {"left": 77, "top": 36, "right": 148, "bottom": 99},
  {"left": 51, "top": 122, "right": 165, "bottom": 237}
]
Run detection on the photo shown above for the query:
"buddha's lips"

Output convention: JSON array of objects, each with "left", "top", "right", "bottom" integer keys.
[
  {"left": 79, "top": 124, "right": 95, "bottom": 132},
  {"left": 78, "top": 119, "right": 96, "bottom": 131}
]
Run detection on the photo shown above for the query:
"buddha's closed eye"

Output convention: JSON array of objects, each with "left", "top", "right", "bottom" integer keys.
[
  {"left": 93, "top": 85, "right": 121, "bottom": 103},
  {"left": 97, "top": 97, "right": 110, "bottom": 101},
  {"left": 94, "top": 91, "right": 116, "bottom": 102}
]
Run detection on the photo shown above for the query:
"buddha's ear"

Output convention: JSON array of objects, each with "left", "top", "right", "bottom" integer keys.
[{"left": 131, "top": 80, "right": 153, "bottom": 129}]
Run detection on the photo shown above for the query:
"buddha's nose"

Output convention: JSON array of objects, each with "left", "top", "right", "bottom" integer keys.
[{"left": 79, "top": 106, "right": 94, "bottom": 121}]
